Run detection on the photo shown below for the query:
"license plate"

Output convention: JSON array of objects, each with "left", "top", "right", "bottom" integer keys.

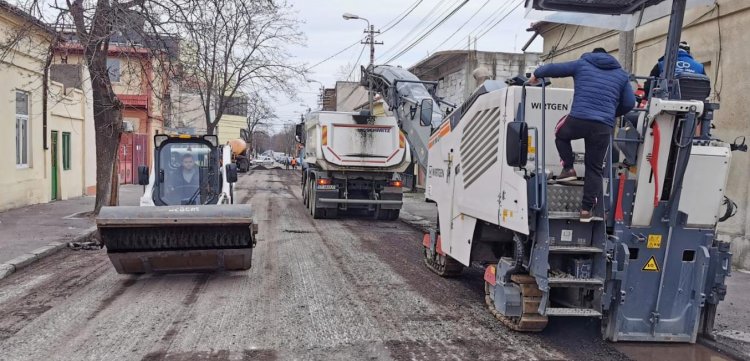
[{"left": 316, "top": 185, "right": 336, "bottom": 190}]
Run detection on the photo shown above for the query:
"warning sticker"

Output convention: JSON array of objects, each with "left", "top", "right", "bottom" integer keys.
[
  {"left": 560, "top": 229, "right": 573, "bottom": 242},
  {"left": 647, "top": 234, "right": 662, "bottom": 249},
  {"left": 642, "top": 256, "right": 660, "bottom": 272},
  {"left": 528, "top": 136, "right": 536, "bottom": 154}
]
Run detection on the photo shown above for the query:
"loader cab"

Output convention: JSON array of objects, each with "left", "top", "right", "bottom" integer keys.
[{"left": 152, "top": 134, "right": 222, "bottom": 206}]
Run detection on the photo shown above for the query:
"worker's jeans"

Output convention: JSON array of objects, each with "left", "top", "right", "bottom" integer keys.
[{"left": 555, "top": 115, "right": 612, "bottom": 211}]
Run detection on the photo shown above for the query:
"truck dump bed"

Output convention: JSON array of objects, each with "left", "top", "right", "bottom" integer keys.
[{"left": 304, "top": 112, "right": 410, "bottom": 172}]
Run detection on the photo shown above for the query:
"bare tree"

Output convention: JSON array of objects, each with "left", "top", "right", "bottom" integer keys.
[
  {"left": 242, "top": 94, "right": 276, "bottom": 148},
  {"left": 65, "top": 0, "right": 144, "bottom": 213},
  {"left": 164, "top": 0, "right": 304, "bottom": 135}
]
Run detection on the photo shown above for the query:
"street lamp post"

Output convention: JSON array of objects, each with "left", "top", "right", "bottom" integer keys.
[
  {"left": 343, "top": 13, "right": 382, "bottom": 113},
  {"left": 307, "top": 79, "right": 325, "bottom": 109}
]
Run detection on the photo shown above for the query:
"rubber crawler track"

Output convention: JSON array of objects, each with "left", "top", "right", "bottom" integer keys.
[
  {"left": 422, "top": 246, "right": 463, "bottom": 277},
  {"left": 484, "top": 274, "right": 548, "bottom": 332}
]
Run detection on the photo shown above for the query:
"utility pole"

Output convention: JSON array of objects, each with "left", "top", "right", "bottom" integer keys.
[
  {"left": 363, "top": 24, "right": 382, "bottom": 112},
  {"left": 343, "top": 13, "right": 382, "bottom": 113},
  {"left": 618, "top": 30, "right": 635, "bottom": 73}
]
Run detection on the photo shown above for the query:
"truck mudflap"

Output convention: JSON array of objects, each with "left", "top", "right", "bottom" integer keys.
[{"left": 97, "top": 205, "right": 257, "bottom": 274}]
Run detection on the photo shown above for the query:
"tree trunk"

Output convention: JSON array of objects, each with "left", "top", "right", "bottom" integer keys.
[{"left": 89, "top": 66, "right": 123, "bottom": 214}]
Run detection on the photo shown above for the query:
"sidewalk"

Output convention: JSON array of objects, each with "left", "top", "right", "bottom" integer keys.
[
  {"left": 399, "top": 192, "right": 750, "bottom": 358},
  {"left": 0, "top": 185, "right": 142, "bottom": 265}
]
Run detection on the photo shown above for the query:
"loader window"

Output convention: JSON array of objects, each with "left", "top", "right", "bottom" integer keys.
[{"left": 159, "top": 143, "right": 212, "bottom": 205}]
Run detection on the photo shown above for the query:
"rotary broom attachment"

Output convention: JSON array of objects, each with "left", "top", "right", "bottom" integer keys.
[{"left": 97, "top": 204, "right": 257, "bottom": 274}]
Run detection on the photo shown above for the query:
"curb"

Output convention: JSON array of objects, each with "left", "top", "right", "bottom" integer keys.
[
  {"left": 0, "top": 226, "right": 97, "bottom": 281},
  {"left": 698, "top": 335, "right": 749, "bottom": 361},
  {"left": 398, "top": 209, "right": 434, "bottom": 234}
]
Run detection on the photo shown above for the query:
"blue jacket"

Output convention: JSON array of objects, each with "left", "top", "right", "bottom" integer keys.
[
  {"left": 657, "top": 49, "right": 705, "bottom": 76},
  {"left": 534, "top": 52, "right": 635, "bottom": 127},
  {"left": 645, "top": 49, "right": 706, "bottom": 95}
]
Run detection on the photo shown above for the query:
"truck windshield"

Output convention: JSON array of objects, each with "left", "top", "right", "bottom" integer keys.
[{"left": 158, "top": 142, "right": 211, "bottom": 205}]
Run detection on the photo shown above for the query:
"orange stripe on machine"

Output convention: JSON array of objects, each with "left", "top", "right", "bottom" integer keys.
[{"left": 428, "top": 123, "right": 451, "bottom": 149}]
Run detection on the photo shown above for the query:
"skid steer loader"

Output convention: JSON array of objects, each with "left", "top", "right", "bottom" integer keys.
[{"left": 96, "top": 134, "right": 257, "bottom": 274}]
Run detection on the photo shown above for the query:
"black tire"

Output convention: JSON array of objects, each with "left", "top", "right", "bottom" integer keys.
[
  {"left": 238, "top": 158, "right": 249, "bottom": 172},
  {"left": 388, "top": 209, "right": 400, "bottom": 221},
  {"left": 374, "top": 206, "right": 390, "bottom": 220},
  {"left": 310, "top": 181, "right": 325, "bottom": 219},
  {"left": 302, "top": 178, "right": 309, "bottom": 207},
  {"left": 326, "top": 208, "right": 338, "bottom": 219}
]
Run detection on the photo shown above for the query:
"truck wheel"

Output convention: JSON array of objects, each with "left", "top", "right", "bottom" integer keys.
[
  {"left": 302, "top": 178, "right": 309, "bottom": 206},
  {"left": 310, "top": 181, "right": 325, "bottom": 219},
  {"left": 374, "top": 206, "right": 391, "bottom": 221},
  {"left": 388, "top": 209, "right": 400, "bottom": 221},
  {"left": 238, "top": 159, "right": 249, "bottom": 172}
]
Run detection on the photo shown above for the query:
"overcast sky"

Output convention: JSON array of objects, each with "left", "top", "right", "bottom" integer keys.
[{"left": 269, "top": 0, "right": 543, "bottom": 131}]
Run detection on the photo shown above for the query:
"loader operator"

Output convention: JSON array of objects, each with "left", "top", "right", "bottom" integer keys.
[
  {"left": 529, "top": 47, "right": 635, "bottom": 222},
  {"left": 168, "top": 153, "right": 200, "bottom": 204}
]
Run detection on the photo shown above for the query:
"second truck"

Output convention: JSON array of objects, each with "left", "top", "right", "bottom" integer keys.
[{"left": 296, "top": 110, "right": 414, "bottom": 219}]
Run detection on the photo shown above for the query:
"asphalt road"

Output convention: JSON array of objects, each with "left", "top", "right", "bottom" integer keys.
[{"left": 0, "top": 169, "right": 738, "bottom": 360}]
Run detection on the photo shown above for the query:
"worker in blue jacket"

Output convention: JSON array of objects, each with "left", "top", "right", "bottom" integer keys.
[
  {"left": 530, "top": 47, "right": 635, "bottom": 222},
  {"left": 644, "top": 41, "right": 705, "bottom": 96}
]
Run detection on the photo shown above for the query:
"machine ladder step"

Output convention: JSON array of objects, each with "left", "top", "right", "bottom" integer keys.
[
  {"left": 548, "top": 277, "right": 604, "bottom": 287},
  {"left": 548, "top": 246, "right": 603, "bottom": 254},
  {"left": 545, "top": 307, "right": 602, "bottom": 317},
  {"left": 548, "top": 211, "right": 604, "bottom": 221}
]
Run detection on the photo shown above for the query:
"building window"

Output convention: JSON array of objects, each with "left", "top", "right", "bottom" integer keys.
[
  {"left": 15, "top": 91, "right": 29, "bottom": 167},
  {"left": 107, "top": 58, "right": 121, "bottom": 82},
  {"left": 62, "top": 132, "right": 71, "bottom": 170}
]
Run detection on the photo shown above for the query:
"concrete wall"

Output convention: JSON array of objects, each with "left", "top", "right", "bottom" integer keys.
[
  {"left": 410, "top": 51, "right": 542, "bottom": 107},
  {"left": 335, "top": 81, "right": 368, "bottom": 111},
  {"left": 535, "top": 1, "right": 750, "bottom": 267}
]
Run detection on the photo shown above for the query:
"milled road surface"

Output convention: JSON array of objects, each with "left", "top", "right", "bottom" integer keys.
[{"left": 0, "top": 170, "right": 737, "bottom": 361}]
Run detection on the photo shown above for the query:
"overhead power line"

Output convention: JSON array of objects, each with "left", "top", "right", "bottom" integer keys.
[
  {"left": 431, "top": 0, "right": 492, "bottom": 52},
  {"left": 376, "top": 0, "right": 453, "bottom": 62},
  {"left": 446, "top": 0, "right": 517, "bottom": 50},
  {"left": 475, "top": 1, "right": 524, "bottom": 41},
  {"left": 306, "top": 0, "right": 424, "bottom": 71}
]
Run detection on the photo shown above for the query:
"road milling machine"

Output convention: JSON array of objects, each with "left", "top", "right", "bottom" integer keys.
[
  {"left": 96, "top": 134, "right": 257, "bottom": 274},
  {"left": 367, "top": 0, "right": 745, "bottom": 342}
]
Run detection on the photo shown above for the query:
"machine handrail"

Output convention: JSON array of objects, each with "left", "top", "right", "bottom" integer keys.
[{"left": 520, "top": 80, "right": 548, "bottom": 212}]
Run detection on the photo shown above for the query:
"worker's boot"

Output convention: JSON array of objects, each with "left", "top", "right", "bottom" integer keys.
[
  {"left": 579, "top": 209, "right": 604, "bottom": 223},
  {"left": 557, "top": 168, "right": 577, "bottom": 182},
  {"left": 580, "top": 210, "right": 594, "bottom": 223}
]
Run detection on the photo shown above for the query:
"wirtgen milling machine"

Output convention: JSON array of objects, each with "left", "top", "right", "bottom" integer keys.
[
  {"left": 375, "top": 0, "right": 744, "bottom": 342},
  {"left": 97, "top": 134, "right": 257, "bottom": 274}
]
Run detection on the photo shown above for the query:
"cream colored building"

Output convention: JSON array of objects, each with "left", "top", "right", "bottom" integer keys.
[
  {"left": 216, "top": 114, "right": 247, "bottom": 145},
  {"left": 0, "top": 2, "right": 94, "bottom": 211},
  {"left": 531, "top": 1, "right": 750, "bottom": 267},
  {"left": 215, "top": 96, "right": 248, "bottom": 144}
]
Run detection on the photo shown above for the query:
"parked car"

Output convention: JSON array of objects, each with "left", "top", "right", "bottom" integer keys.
[{"left": 252, "top": 156, "right": 274, "bottom": 167}]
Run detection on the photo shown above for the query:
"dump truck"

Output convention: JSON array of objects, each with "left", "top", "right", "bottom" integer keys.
[
  {"left": 370, "top": 0, "right": 743, "bottom": 342},
  {"left": 296, "top": 111, "right": 411, "bottom": 220},
  {"left": 228, "top": 138, "right": 251, "bottom": 172},
  {"left": 96, "top": 134, "right": 257, "bottom": 274}
]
